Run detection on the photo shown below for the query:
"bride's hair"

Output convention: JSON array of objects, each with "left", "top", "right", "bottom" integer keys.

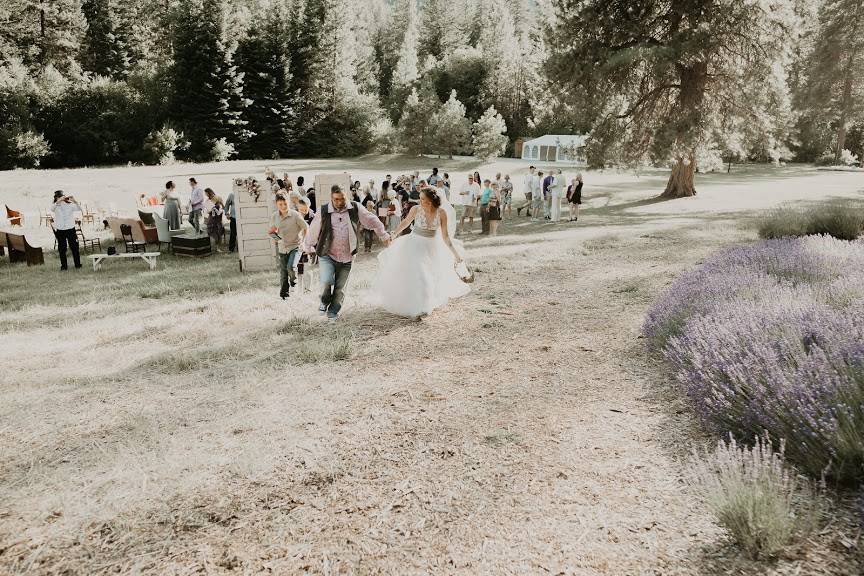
[{"left": 421, "top": 187, "right": 442, "bottom": 209}]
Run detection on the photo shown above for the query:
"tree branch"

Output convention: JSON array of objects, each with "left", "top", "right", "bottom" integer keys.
[{"left": 616, "top": 83, "right": 679, "bottom": 118}]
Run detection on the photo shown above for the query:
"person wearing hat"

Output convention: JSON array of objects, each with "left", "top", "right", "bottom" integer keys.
[{"left": 52, "top": 190, "right": 82, "bottom": 270}]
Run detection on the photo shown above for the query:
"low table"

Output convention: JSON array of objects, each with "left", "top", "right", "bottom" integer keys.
[
  {"left": 172, "top": 234, "right": 212, "bottom": 257},
  {"left": 89, "top": 252, "right": 160, "bottom": 271}
]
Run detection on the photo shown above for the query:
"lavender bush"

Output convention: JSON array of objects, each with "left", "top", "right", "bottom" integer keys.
[
  {"left": 645, "top": 236, "right": 864, "bottom": 482},
  {"left": 688, "top": 435, "right": 823, "bottom": 559}
]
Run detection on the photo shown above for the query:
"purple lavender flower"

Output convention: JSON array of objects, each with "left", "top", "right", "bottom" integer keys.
[{"left": 645, "top": 236, "right": 864, "bottom": 482}]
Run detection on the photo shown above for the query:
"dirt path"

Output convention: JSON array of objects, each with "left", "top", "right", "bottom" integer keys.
[{"left": 2, "top": 168, "right": 862, "bottom": 575}]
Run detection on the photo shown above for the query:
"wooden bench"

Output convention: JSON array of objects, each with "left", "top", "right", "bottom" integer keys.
[
  {"left": 89, "top": 252, "right": 160, "bottom": 271},
  {"left": 5, "top": 232, "right": 44, "bottom": 266}
]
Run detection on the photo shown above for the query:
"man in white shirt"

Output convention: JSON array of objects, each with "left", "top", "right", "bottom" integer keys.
[
  {"left": 188, "top": 177, "right": 205, "bottom": 235},
  {"left": 517, "top": 165, "right": 536, "bottom": 217},
  {"left": 51, "top": 190, "right": 82, "bottom": 270},
  {"left": 531, "top": 171, "right": 544, "bottom": 220},
  {"left": 458, "top": 175, "right": 479, "bottom": 234}
]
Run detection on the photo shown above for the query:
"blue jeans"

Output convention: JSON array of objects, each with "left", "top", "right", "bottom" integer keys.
[
  {"left": 188, "top": 209, "right": 202, "bottom": 233},
  {"left": 318, "top": 255, "right": 353, "bottom": 315},
  {"left": 279, "top": 249, "right": 300, "bottom": 296}
]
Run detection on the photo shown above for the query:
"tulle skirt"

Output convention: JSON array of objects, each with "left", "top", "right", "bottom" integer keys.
[{"left": 374, "top": 231, "right": 470, "bottom": 317}]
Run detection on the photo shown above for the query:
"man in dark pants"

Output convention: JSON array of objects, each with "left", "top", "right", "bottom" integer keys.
[
  {"left": 303, "top": 185, "right": 391, "bottom": 320},
  {"left": 269, "top": 195, "right": 307, "bottom": 300},
  {"left": 224, "top": 190, "right": 237, "bottom": 252},
  {"left": 51, "top": 190, "right": 82, "bottom": 270}
]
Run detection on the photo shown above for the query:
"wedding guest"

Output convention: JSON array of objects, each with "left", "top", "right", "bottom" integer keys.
[
  {"left": 305, "top": 184, "right": 316, "bottom": 212},
  {"left": 224, "top": 188, "right": 237, "bottom": 252},
  {"left": 549, "top": 169, "right": 564, "bottom": 222},
  {"left": 567, "top": 174, "right": 583, "bottom": 222},
  {"left": 488, "top": 183, "right": 503, "bottom": 236},
  {"left": 298, "top": 196, "right": 315, "bottom": 224},
  {"left": 542, "top": 171, "right": 554, "bottom": 220},
  {"left": 51, "top": 190, "right": 82, "bottom": 270},
  {"left": 296, "top": 197, "right": 315, "bottom": 291},
  {"left": 296, "top": 176, "right": 306, "bottom": 197},
  {"left": 458, "top": 175, "right": 478, "bottom": 234},
  {"left": 479, "top": 178, "right": 494, "bottom": 235},
  {"left": 501, "top": 174, "right": 513, "bottom": 219},
  {"left": 517, "top": 166, "right": 536, "bottom": 217},
  {"left": 188, "top": 177, "right": 204, "bottom": 234},
  {"left": 362, "top": 189, "right": 377, "bottom": 253},
  {"left": 162, "top": 180, "right": 182, "bottom": 230},
  {"left": 443, "top": 172, "right": 451, "bottom": 200},
  {"left": 269, "top": 195, "right": 308, "bottom": 300},
  {"left": 428, "top": 167, "right": 441, "bottom": 186},
  {"left": 303, "top": 185, "right": 390, "bottom": 319},
  {"left": 531, "top": 169, "right": 543, "bottom": 220},
  {"left": 205, "top": 189, "right": 225, "bottom": 250}
]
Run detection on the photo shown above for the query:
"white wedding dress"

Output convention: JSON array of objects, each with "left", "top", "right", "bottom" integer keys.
[{"left": 374, "top": 198, "right": 470, "bottom": 317}]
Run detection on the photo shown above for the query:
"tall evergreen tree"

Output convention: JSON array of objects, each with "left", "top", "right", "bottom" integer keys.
[
  {"left": 235, "top": 8, "right": 292, "bottom": 158},
  {"left": 391, "top": 0, "right": 419, "bottom": 89},
  {"left": 81, "top": 0, "right": 129, "bottom": 78},
  {"left": 170, "top": 0, "right": 246, "bottom": 160},
  {"left": 433, "top": 89, "right": 472, "bottom": 158},
  {"left": 803, "top": 0, "right": 864, "bottom": 162},
  {"left": 6, "top": 0, "right": 86, "bottom": 74},
  {"left": 286, "top": 0, "right": 327, "bottom": 152}
]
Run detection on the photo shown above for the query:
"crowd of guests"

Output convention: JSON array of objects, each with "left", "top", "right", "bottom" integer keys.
[{"left": 124, "top": 165, "right": 585, "bottom": 303}]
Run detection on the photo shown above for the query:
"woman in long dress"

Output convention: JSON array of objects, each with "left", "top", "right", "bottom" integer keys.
[
  {"left": 374, "top": 186, "right": 470, "bottom": 318},
  {"left": 162, "top": 180, "right": 182, "bottom": 230},
  {"left": 549, "top": 170, "right": 564, "bottom": 222}
]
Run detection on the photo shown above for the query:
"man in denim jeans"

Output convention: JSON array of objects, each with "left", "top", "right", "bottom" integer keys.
[
  {"left": 188, "top": 177, "right": 204, "bottom": 234},
  {"left": 303, "top": 185, "right": 391, "bottom": 320},
  {"left": 269, "top": 195, "right": 308, "bottom": 300}
]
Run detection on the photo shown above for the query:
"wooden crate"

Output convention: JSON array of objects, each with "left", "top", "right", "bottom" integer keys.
[{"left": 172, "top": 234, "right": 212, "bottom": 258}]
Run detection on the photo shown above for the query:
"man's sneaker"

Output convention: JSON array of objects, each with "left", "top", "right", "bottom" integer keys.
[
  {"left": 319, "top": 303, "right": 328, "bottom": 314},
  {"left": 326, "top": 311, "right": 338, "bottom": 321}
]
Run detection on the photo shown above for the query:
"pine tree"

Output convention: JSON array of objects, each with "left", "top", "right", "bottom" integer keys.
[
  {"left": 471, "top": 105, "right": 507, "bottom": 160},
  {"left": 433, "top": 90, "right": 471, "bottom": 158},
  {"left": 803, "top": 0, "right": 864, "bottom": 162},
  {"left": 419, "top": 0, "right": 463, "bottom": 61},
  {"left": 398, "top": 86, "right": 440, "bottom": 155},
  {"left": 286, "top": 0, "right": 327, "bottom": 152},
  {"left": 170, "top": 0, "right": 246, "bottom": 160},
  {"left": 81, "top": 0, "right": 128, "bottom": 78},
  {"left": 547, "top": 0, "right": 798, "bottom": 197},
  {"left": 391, "top": 0, "right": 419, "bottom": 89},
  {"left": 7, "top": 0, "right": 86, "bottom": 74},
  {"left": 235, "top": 8, "right": 292, "bottom": 159}
]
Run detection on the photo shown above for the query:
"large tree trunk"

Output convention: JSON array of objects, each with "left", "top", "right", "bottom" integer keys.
[
  {"left": 834, "top": 53, "right": 855, "bottom": 162},
  {"left": 661, "top": 153, "right": 697, "bottom": 198}
]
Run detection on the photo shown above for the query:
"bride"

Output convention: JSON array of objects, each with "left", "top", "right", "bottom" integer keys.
[{"left": 374, "top": 185, "right": 470, "bottom": 317}]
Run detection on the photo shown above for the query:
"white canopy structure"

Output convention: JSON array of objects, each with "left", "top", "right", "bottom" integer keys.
[{"left": 520, "top": 135, "right": 587, "bottom": 165}]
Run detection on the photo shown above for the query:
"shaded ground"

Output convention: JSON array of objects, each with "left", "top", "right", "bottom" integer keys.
[{"left": 0, "top": 162, "right": 862, "bottom": 574}]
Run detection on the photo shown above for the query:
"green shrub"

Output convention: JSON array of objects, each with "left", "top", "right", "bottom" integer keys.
[
  {"left": 758, "top": 202, "right": 864, "bottom": 241},
  {"left": 757, "top": 207, "right": 809, "bottom": 239},
  {"left": 807, "top": 203, "right": 864, "bottom": 240},
  {"left": 688, "top": 435, "right": 823, "bottom": 559},
  {"left": 38, "top": 77, "right": 151, "bottom": 167}
]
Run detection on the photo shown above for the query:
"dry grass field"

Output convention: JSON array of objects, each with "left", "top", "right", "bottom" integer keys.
[{"left": 1, "top": 159, "right": 862, "bottom": 575}]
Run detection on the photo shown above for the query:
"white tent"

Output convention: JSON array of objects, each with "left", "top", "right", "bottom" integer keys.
[{"left": 520, "top": 135, "right": 587, "bottom": 165}]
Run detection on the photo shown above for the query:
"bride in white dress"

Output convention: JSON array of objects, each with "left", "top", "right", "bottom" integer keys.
[{"left": 374, "top": 186, "right": 470, "bottom": 317}]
